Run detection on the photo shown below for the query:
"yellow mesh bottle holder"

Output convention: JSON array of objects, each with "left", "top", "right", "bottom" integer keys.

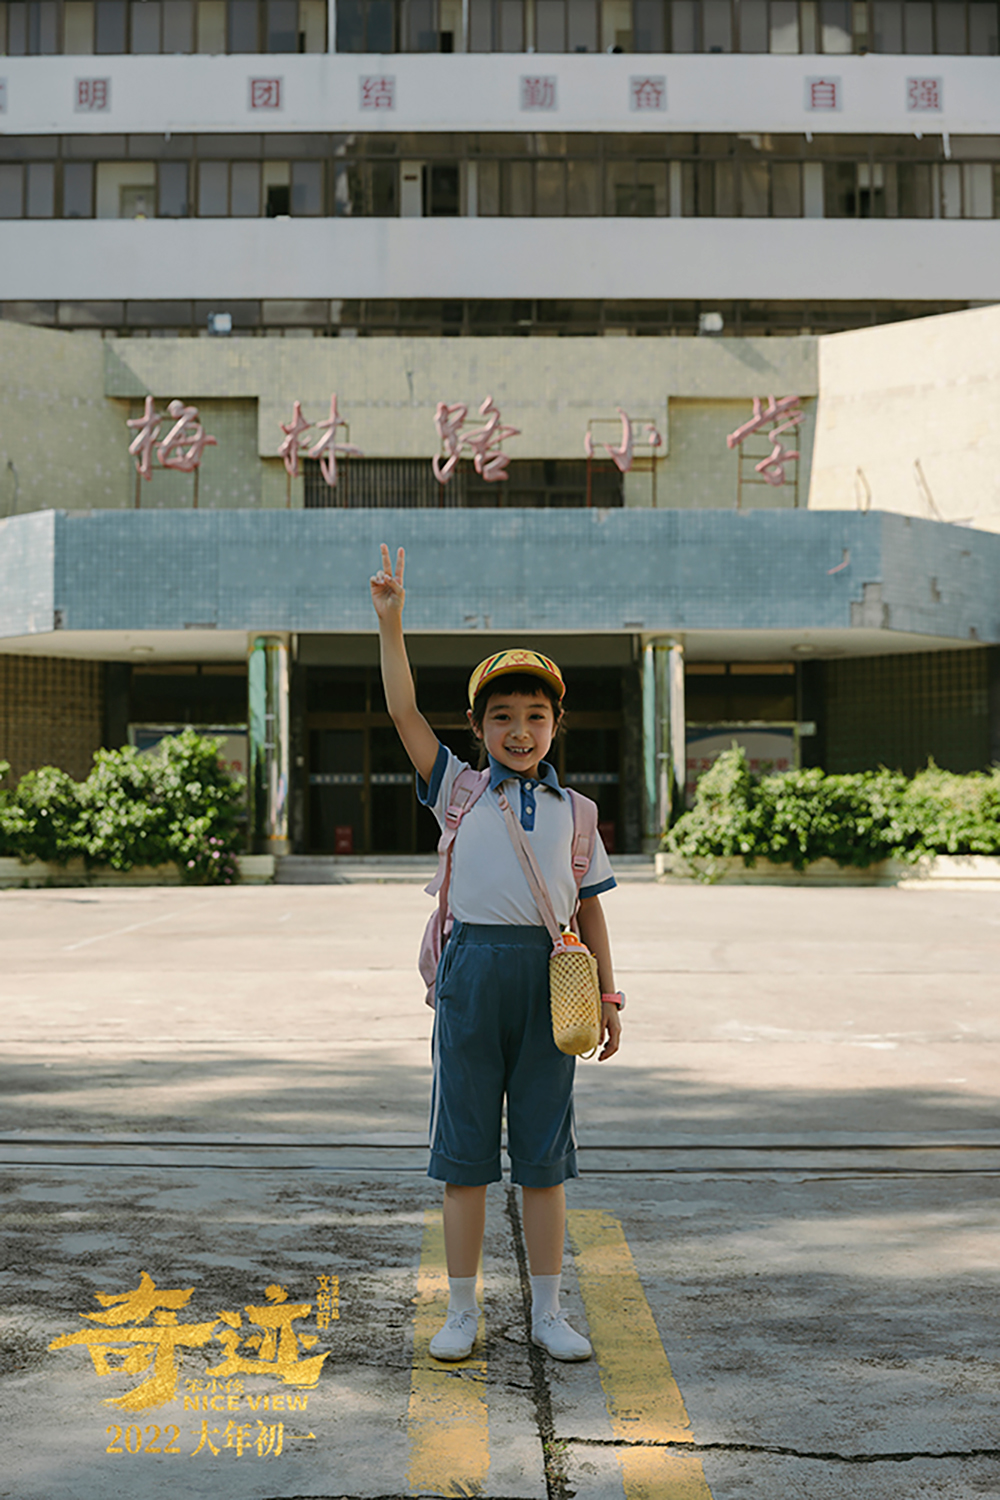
[{"left": 549, "top": 947, "right": 602, "bottom": 1056}]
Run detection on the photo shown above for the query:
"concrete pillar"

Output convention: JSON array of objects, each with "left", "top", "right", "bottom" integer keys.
[
  {"left": 248, "top": 634, "right": 291, "bottom": 856},
  {"left": 642, "top": 637, "right": 686, "bottom": 850},
  {"left": 988, "top": 646, "right": 1000, "bottom": 766}
]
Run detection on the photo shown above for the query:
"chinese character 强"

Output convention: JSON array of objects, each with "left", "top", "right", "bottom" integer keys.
[
  {"left": 630, "top": 76, "right": 666, "bottom": 112},
  {"left": 249, "top": 77, "right": 281, "bottom": 110},
  {"left": 48, "top": 1274, "right": 329, "bottom": 1412},
  {"left": 907, "top": 76, "right": 942, "bottom": 111},
  {"left": 432, "top": 395, "right": 520, "bottom": 484},
  {"left": 308, "top": 393, "right": 363, "bottom": 487},
  {"left": 520, "top": 75, "right": 557, "bottom": 110},
  {"left": 726, "top": 394, "right": 803, "bottom": 487},
  {"left": 360, "top": 75, "right": 395, "bottom": 109},
  {"left": 76, "top": 78, "right": 110, "bottom": 111},
  {"left": 806, "top": 76, "right": 839, "bottom": 110}
]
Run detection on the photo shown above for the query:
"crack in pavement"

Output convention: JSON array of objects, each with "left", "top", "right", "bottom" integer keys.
[
  {"left": 561, "top": 1436, "right": 1000, "bottom": 1463},
  {"left": 504, "top": 1183, "right": 569, "bottom": 1500}
]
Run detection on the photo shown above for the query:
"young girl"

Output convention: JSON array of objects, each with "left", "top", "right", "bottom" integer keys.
[{"left": 370, "top": 543, "right": 623, "bottom": 1363}]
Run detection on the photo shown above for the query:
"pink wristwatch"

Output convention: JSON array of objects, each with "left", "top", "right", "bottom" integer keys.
[{"left": 601, "top": 991, "right": 626, "bottom": 1011}]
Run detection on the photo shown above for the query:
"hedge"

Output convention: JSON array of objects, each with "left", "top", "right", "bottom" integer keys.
[
  {"left": 0, "top": 730, "right": 245, "bottom": 883},
  {"left": 664, "top": 746, "right": 1000, "bottom": 873}
]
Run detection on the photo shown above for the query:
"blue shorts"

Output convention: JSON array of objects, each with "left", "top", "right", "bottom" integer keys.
[{"left": 429, "top": 923, "right": 579, "bottom": 1189}]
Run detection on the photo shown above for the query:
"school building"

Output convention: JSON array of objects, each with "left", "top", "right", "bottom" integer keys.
[{"left": 1, "top": 7, "right": 999, "bottom": 855}]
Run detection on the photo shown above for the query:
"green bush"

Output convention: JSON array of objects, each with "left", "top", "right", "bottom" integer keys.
[
  {"left": 0, "top": 730, "right": 245, "bottom": 882},
  {"left": 665, "top": 746, "right": 1000, "bottom": 874}
]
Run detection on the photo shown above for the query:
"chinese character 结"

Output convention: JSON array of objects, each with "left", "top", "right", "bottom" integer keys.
[{"left": 359, "top": 74, "right": 395, "bottom": 110}]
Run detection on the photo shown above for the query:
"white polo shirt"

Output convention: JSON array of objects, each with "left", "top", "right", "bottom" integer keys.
[{"left": 418, "top": 743, "right": 616, "bottom": 928}]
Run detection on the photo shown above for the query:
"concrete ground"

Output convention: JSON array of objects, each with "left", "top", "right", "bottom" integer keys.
[{"left": 2, "top": 880, "right": 1000, "bottom": 1500}]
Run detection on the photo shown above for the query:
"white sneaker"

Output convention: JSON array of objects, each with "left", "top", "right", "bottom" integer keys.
[
  {"left": 429, "top": 1309, "right": 479, "bottom": 1361},
  {"left": 532, "top": 1312, "right": 592, "bottom": 1362}
]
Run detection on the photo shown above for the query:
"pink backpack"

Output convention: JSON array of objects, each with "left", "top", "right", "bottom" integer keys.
[{"left": 419, "top": 766, "right": 601, "bottom": 1007}]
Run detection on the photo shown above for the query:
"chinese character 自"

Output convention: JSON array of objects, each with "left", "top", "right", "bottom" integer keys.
[
  {"left": 249, "top": 77, "right": 282, "bottom": 110},
  {"left": 805, "top": 76, "right": 839, "bottom": 111},
  {"left": 520, "top": 75, "right": 557, "bottom": 111},
  {"left": 630, "top": 76, "right": 666, "bottom": 112},
  {"left": 907, "top": 76, "right": 942, "bottom": 112},
  {"left": 75, "top": 77, "right": 110, "bottom": 112},
  {"left": 359, "top": 74, "right": 395, "bottom": 110}
]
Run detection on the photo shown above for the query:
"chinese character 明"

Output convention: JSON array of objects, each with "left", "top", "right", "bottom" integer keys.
[
  {"left": 205, "top": 1283, "right": 329, "bottom": 1387},
  {"left": 520, "top": 75, "right": 557, "bottom": 111},
  {"left": 630, "top": 76, "right": 666, "bottom": 112},
  {"left": 157, "top": 400, "right": 218, "bottom": 473},
  {"left": 907, "top": 76, "right": 942, "bottom": 112},
  {"left": 126, "top": 395, "right": 163, "bottom": 482},
  {"left": 278, "top": 400, "right": 313, "bottom": 478},
  {"left": 359, "top": 74, "right": 395, "bottom": 109},
  {"left": 308, "top": 393, "right": 363, "bottom": 488},
  {"left": 76, "top": 77, "right": 110, "bottom": 112},
  {"left": 806, "top": 76, "right": 839, "bottom": 110},
  {"left": 249, "top": 77, "right": 281, "bottom": 110},
  {"left": 48, "top": 1272, "right": 221, "bottom": 1412}
]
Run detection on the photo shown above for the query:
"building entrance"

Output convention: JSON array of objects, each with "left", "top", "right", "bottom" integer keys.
[{"left": 305, "top": 664, "right": 624, "bottom": 855}]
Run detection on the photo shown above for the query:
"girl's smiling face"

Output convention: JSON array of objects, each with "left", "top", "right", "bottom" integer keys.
[{"left": 469, "top": 690, "right": 558, "bottom": 780}]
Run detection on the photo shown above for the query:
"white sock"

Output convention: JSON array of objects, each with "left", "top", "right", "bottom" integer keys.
[
  {"left": 447, "top": 1275, "right": 479, "bottom": 1317},
  {"left": 530, "top": 1273, "right": 561, "bottom": 1325}
]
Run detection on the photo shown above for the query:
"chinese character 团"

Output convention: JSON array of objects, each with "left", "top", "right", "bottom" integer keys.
[
  {"left": 47, "top": 1272, "right": 221, "bottom": 1411},
  {"left": 359, "top": 74, "right": 395, "bottom": 110},
  {"left": 520, "top": 75, "right": 557, "bottom": 111},
  {"left": 205, "top": 1283, "right": 329, "bottom": 1387},
  {"left": 308, "top": 393, "right": 363, "bottom": 487},
  {"left": 907, "top": 76, "right": 942, "bottom": 112},
  {"left": 805, "top": 76, "right": 840, "bottom": 111},
  {"left": 630, "top": 76, "right": 666, "bottom": 112},
  {"left": 249, "top": 77, "right": 282, "bottom": 110},
  {"left": 126, "top": 395, "right": 163, "bottom": 482},
  {"left": 156, "top": 400, "right": 218, "bottom": 472},
  {"left": 726, "top": 394, "right": 804, "bottom": 487},
  {"left": 75, "top": 77, "right": 110, "bottom": 112},
  {"left": 278, "top": 400, "right": 313, "bottom": 478}
]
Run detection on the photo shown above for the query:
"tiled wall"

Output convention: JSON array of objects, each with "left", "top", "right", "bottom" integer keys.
[{"left": 0, "top": 654, "right": 104, "bottom": 783}]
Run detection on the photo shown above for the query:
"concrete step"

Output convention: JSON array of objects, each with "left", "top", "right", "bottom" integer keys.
[{"left": 276, "top": 854, "right": 656, "bottom": 884}]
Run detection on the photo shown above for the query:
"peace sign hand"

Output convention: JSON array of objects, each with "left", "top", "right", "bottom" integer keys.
[{"left": 370, "top": 543, "right": 406, "bottom": 620}]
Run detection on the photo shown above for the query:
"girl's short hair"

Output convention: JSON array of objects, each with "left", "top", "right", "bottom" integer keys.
[{"left": 469, "top": 672, "right": 565, "bottom": 767}]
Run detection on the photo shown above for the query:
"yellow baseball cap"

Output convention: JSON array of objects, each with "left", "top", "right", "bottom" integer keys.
[{"left": 468, "top": 649, "right": 566, "bottom": 707}]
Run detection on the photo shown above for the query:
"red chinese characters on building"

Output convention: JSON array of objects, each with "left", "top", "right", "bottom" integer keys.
[
  {"left": 126, "top": 397, "right": 217, "bottom": 480},
  {"left": 520, "top": 75, "right": 557, "bottom": 111},
  {"left": 805, "top": 76, "right": 840, "bottom": 111},
  {"left": 277, "top": 401, "right": 312, "bottom": 479},
  {"left": 630, "top": 76, "right": 666, "bottom": 112},
  {"left": 726, "top": 394, "right": 804, "bottom": 487},
  {"left": 584, "top": 410, "right": 663, "bottom": 474},
  {"left": 308, "top": 394, "right": 363, "bottom": 486},
  {"left": 249, "top": 77, "right": 282, "bottom": 110},
  {"left": 432, "top": 396, "right": 520, "bottom": 484},
  {"left": 75, "top": 77, "right": 110, "bottom": 112},
  {"left": 907, "top": 76, "right": 942, "bottom": 112},
  {"left": 359, "top": 75, "right": 395, "bottom": 110}
]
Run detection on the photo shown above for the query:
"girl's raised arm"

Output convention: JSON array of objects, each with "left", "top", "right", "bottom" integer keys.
[{"left": 370, "top": 544, "right": 440, "bottom": 786}]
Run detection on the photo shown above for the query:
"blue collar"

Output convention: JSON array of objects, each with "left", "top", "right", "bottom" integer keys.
[{"left": 487, "top": 753, "right": 566, "bottom": 799}]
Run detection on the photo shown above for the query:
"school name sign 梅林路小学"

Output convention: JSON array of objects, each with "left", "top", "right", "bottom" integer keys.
[{"left": 47, "top": 1270, "right": 338, "bottom": 1462}]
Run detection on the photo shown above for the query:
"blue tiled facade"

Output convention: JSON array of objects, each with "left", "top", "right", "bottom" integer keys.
[{"left": 3, "top": 507, "right": 998, "bottom": 645}]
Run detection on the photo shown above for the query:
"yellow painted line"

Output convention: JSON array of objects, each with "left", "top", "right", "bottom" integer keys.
[
  {"left": 407, "top": 1209, "right": 489, "bottom": 1497},
  {"left": 567, "top": 1209, "right": 714, "bottom": 1500}
]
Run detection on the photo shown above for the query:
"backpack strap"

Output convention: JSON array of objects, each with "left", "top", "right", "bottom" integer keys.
[
  {"left": 566, "top": 787, "right": 600, "bottom": 890},
  {"left": 424, "top": 765, "right": 490, "bottom": 903}
]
